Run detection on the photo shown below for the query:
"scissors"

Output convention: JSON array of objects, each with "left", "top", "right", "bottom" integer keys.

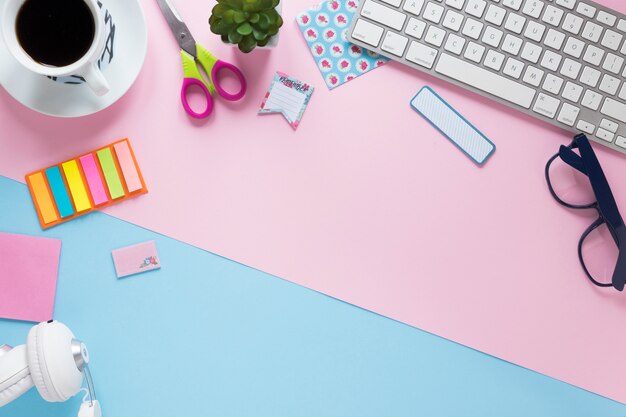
[{"left": 156, "top": 0, "right": 247, "bottom": 119}]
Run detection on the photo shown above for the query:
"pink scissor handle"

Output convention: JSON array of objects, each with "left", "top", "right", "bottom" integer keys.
[
  {"left": 211, "top": 60, "right": 247, "bottom": 101},
  {"left": 181, "top": 77, "right": 215, "bottom": 119}
]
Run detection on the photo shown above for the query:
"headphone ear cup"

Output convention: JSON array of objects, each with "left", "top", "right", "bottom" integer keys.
[
  {"left": 0, "top": 345, "right": 34, "bottom": 407},
  {"left": 26, "top": 322, "right": 83, "bottom": 403}
]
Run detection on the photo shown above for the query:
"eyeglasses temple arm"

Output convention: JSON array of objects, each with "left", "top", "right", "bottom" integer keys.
[{"left": 559, "top": 145, "right": 587, "bottom": 175}]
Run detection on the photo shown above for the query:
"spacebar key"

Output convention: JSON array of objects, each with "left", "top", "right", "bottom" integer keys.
[{"left": 435, "top": 54, "right": 536, "bottom": 109}]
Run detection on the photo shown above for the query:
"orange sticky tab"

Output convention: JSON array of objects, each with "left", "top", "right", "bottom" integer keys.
[{"left": 27, "top": 172, "right": 58, "bottom": 224}]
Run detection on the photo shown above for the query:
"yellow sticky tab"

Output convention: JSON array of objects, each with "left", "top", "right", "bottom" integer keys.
[
  {"left": 27, "top": 172, "right": 58, "bottom": 224},
  {"left": 62, "top": 160, "right": 92, "bottom": 212}
]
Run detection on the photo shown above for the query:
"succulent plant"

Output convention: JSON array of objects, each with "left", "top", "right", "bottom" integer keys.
[{"left": 209, "top": 0, "right": 283, "bottom": 53}]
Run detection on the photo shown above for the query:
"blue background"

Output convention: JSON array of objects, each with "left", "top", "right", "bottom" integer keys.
[{"left": 1, "top": 175, "right": 625, "bottom": 417}]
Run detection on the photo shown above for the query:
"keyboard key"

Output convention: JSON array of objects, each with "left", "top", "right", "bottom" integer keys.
[
  {"left": 505, "top": 13, "right": 527, "bottom": 34},
  {"left": 541, "top": 50, "right": 562, "bottom": 71},
  {"left": 503, "top": 57, "right": 525, "bottom": 79},
  {"left": 600, "top": 118, "right": 619, "bottom": 133},
  {"left": 581, "top": 21, "right": 603, "bottom": 43},
  {"left": 485, "top": 49, "right": 506, "bottom": 71},
  {"left": 542, "top": 5, "right": 564, "bottom": 27},
  {"left": 443, "top": 10, "right": 465, "bottom": 31},
  {"left": 522, "top": 65, "right": 545, "bottom": 86},
  {"left": 382, "top": 31, "right": 409, "bottom": 56},
  {"left": 601, "top": 97, "right": 626, "bottom": 123},
  {"left": 524, "top": 21, "right": 546, "bottom": 42},
  {"left": 403, "top": 0, "right": 425, "bottom": 16},
  {"left": 444, "top": 33, "right": 466, "bottom": 54},
  {"left": 533, "top": 93, "right": 560, "bottom": 118},
  {"left": 522, "top": 0, "right": 544, "bottom": 19},
  {"left": 563, "top": 37, "right": 585, "bottom": 58},
  {"left": 425, "top": 26, "right": 446, "bottom": 47},
  {"left": 462, "top": 18, "right": 484, "bottom": 39},
  {"left": 556, "top": 0, "right": 575, "bottom": 10},
  {"left": 557, "top": 103, "right": 581, "bottom": 126},
  {"left": 562, "top": 81, "right": 583, "bottom": 102},
  {"left": 405, "top": 17, "right": 427, "bottom": 39},
  {"left": 502, "top": 34, "right": 523, "bottom": 55},
  {"left": 602, "top": 53, "right": 624, "bottom": 74},
  {"left": 580, "top": 66, "right": 601, "bottom": 88},
  {"left": 485, "top": 4, "right": 506, "bottom": 26},
  {"left": 616, "top": 136, "right": 626, "bottom": 148},
  {"left": 576, "top": 3, "right": 596, "bottom": 18},
  {"left": 464, "top": 41, "right": 486, "bottom": 62},
  {"left": 562, "top": 13, "right": 583, "bottom": 35},
  {"left": 350, "top": 19, "right": 384, "bottom": 47},
  {"left": 406, "top": 41, "right": 439, "bottom": 68},
  {"left": 423, "top": 1, "right": 445, "bottom": 23},
  {"left": 543, "top": 74, "right": 564, "bottom": 95},
  {"left": 445, "top": 0, "right": 466, "bottom": 10},
  {"left": 466, "top": 0, "right": 487, "bottom": 18},
  {"left": 577, "top": 120, "right": 596, "bottom": 134},
  {"left": 435, "top": 53, "right": 536, "bottom": 108},
  {"left": 599, "top": 74, "right": 620, "bottom": 95},
  {"left": 502, "top": 0, "right": 523, "bottom": 11},
  {"left": 483, "top": 26, "right": 504, "bottom": 47},
  {"left": 620, "top": 83, "right": 626, "bottom": 101},
  {"left": 581, "top": 90, "right": 603, "bottom": 110},
  {"left": 582, "top": 45, "right": 604, "bottom": 66},
  {"left": 521, "top": 42, "right": 542, "bottom": 63},
  {"left": 619, "top": 19, "right": 626, "bottom": 33},
  {"left": 361, "top": 0, "right": 406, "bottom": 30},
  {"left": 380, "top": 0, "right": 402, "bottom": 7},
  {"left": 601, "top": 29, "right": 623, "bottom": 51},
  {"left": 597, "top": 11, "right": 617, "bottom": 27},
  {"left": 596, "top": 128, "right": 615, "bottom": 142},
  {"left": 560, "top": 58, "right": 581, "bottom": 79},
  {"left": 544, "top": 29, "right": 565, "bottom": 49}
]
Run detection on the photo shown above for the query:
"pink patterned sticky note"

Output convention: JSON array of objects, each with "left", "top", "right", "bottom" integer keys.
[
  {"left": 111, "top": 241, "right": 160, "bottom": 278},
  {"left": 0, "top": 232, "right": 61, "bottom": 322}
]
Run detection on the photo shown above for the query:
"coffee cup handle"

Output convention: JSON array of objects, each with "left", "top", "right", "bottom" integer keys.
[{"left": 82, "top": 63, "right": 110, "bottom": 96}]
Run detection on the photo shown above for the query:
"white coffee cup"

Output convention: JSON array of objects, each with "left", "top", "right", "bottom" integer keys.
[{"left": 1, "top": 0, "right": 110, "bottom": 96}]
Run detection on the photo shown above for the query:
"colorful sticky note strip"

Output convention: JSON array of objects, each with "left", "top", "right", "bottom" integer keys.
[
  {"left": 296, "top": 0, "right": 388, "bottom": 89},
  {"left": 25, "top": 139, "right": 148, "bottom": 229},
  {"left": 259, "top": 72, "right": 314, "bottom": 130}
]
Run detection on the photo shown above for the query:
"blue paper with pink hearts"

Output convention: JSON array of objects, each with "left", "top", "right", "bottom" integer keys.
[{"left": 296, "top": 0, "right": 389, "bottom": 90}]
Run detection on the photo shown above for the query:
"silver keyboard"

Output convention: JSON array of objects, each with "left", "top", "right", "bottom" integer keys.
[{"left": 347, "top": 0, "right": 626, "bottom": 154}]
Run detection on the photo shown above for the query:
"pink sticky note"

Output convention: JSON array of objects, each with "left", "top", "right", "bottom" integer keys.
[
  {"left": 111, "top": 241, "right": 160, "bottom": 278},
  {"left": 0, "top": 232, "right": 61, "bottom": 322},
  {"left": 79, "top": 153, "right": 109, "bottom": 206},
  {"left": 113, "top": 141, "right": 143, "bottom": 193}
]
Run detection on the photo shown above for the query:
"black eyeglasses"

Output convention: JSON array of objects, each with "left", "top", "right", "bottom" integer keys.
[{"left": 545, "top": 134, "right": 626, "bottom": 291}]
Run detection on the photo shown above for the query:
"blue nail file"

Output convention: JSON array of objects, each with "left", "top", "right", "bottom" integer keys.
[{"left": 411, "top": 87, "right": 495, "bottom": 165}]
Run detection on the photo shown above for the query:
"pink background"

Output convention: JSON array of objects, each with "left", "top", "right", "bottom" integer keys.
[{"left": 1, "top": 0, "right": 626, "bottom": 402}]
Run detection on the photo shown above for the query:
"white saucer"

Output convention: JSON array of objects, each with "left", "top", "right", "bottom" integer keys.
[{"left": 0, "top": 0, "right": 147, "bottom": 118}]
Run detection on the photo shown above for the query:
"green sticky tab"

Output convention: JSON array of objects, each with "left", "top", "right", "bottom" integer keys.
[{"left": 97, "top": 148, "right": 125, "bottom": 199}]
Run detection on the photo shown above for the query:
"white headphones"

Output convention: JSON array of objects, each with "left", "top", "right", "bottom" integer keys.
[{"left": 0, "top": 321, "right": 101, "bottom": 417}]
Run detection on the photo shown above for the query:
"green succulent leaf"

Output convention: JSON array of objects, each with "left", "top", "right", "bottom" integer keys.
[
  {"left": 233, "top": 10, "right": 246, "bottom": 23},
  {"left": 236, "top": 22, "right": 253, "bottom": 35},
  {"left": 228, "top": 29, "right": 243, "bottom": 44},
  {"left": 249, "top": 13, "right": 260, "bottom": 23},
  {"left": 252, "top": 28, "right": 267, "bottom": 41},
  {"left": 239, "top": 35, "right": 257, "bottom": 53}
]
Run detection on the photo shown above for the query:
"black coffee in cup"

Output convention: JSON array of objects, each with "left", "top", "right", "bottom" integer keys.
[{"left": 16, "top": 0, "right": 95, "bottom": 67}]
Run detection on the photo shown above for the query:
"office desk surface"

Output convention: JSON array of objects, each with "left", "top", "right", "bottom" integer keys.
[
  {"left": 1, "top": 0, "right": 626, "bottom": 404},
  {"left": 0, "top": 176, "right": 625, "bottom": 417}
]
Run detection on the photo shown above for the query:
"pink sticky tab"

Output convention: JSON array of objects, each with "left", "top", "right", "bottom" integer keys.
[
  {"left": 111, "top": 240, "right": 160, "bottom": 278},
  {"left": 113, "top": 141, "right": 143, "bottom": 193},
  {"left": 79, "top": 153, "right": 108, "bottom": 206}
]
